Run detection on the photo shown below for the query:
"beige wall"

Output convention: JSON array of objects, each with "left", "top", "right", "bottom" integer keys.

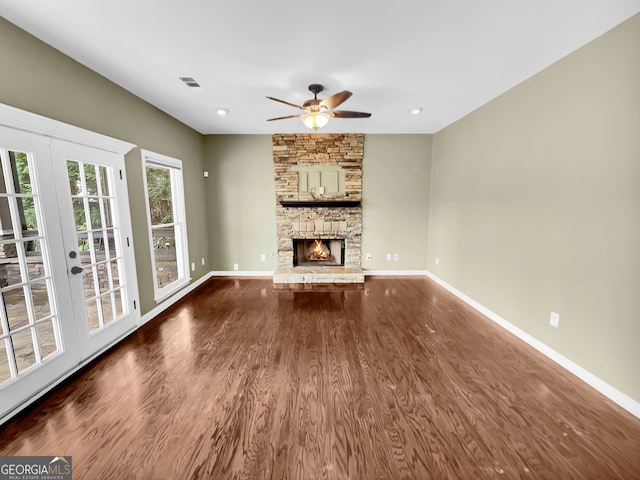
[
  {"left": 428, "top": 14, "right": 640, "bottom": 401},
  {"left": 0, "top": 18, "right": 209, "bottom": 314},
  {"left": 204, "top": 135, "right": 278, "bottom": 271},
  {"left": 363, "top": 134, "right": 432, "bottom": 270}
]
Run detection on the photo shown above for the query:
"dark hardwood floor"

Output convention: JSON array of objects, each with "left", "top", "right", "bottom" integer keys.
[{"left": 1, "top": 277, "right": 639, "bottom": 479}]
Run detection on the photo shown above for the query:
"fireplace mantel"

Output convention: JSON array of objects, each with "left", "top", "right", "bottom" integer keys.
[{"left": 279, "top": 199, "right": 361, "bottom": 208}]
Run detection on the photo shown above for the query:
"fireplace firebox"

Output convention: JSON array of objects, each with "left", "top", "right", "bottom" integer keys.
[{"left": 293, "top": 239, "right": 345, "bottom": 267}]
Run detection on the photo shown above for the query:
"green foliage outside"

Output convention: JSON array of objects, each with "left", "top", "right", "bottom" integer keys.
[
  {"left": 145, "top": 165, "right": 175, "bottom": 250},
  {"left": 14, "top": 152, "right": 37, "bottom": 232}
]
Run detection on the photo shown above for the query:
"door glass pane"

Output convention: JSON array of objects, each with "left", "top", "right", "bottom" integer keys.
[
  {"left": 114, "top": 289, "right": 124, "bottom": 318},
  {"left": 82, "top": 265, "right": 97, "bottom": 300},
  {"left": 101, "top": 293, "right": 114, "bottom": 325},
  {"left": 12, "top": 329, "right": 36, "bottom": 373},
  {"left": 88, "top": 199, "right": 101, "bottom": 229},
  {"left": 32, "top": 280, "right": 52, "bottom": 320},
  {"left": 111, "top": 260, "right": 120, "bottom": 288},
  {"left": 104, "top": 231, "right": 113, "bottom": 259},
  {"left": 27, "top": 243, "right": 46, "bottom": 282},
  {"left": 36, "top": 320, "right": 57, "bottom": 360},
  {"left": 77, "top": 232, "right": 91, "bottom": 255},
  {"left": 84, "top": 164, "right": 98, "bottom": 195},
  {"left": 67, "top": 160, "right": 82, "bottom": 195},
  {"left": 0, "top": 196, "right": 14, "bottom": 238},
  {"left": 72, "top": 198, "right": 87, "bottom": 231},
  {"left": 0, "top": 242, "right": 23, "bottom": 288},
  {"left": 97, "top": 263, "right": 110, "bottom": 294},
  {"left": 5, "top": 286, "right": 29, "bottom": 331},
  {"left": 102, "top": 199, "right": 114, "bottom": 228},
  {"left": 19, "top": 197, "right": 39, "bottom": 237},
  {"left": 98, "top": 166, "right": 110, "bottom": 196},
  {"left": 0, "top": 343, "right": 10, "bottom": 384},
  {"left": 11, "top": 151, "right": 33, "bottom": 195},
  {"left": 86, "top": 299, "right": 101, "bottom": 332},
  {"left": 93, "top": 230, "right": 109, "bottom": 256}
]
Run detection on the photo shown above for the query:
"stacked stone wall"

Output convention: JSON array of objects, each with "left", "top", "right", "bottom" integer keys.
[{"left": 273, "top": 134, "right": 363, "bottom": 269}]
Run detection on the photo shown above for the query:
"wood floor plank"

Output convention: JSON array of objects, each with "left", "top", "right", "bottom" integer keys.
[{"left": 1, "top": 276, "right": 639, "bottom": 479}]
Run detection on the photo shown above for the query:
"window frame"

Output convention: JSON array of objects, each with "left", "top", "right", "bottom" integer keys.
[{"left": 140, "top": 149, "right": 190, "bottom": 302}]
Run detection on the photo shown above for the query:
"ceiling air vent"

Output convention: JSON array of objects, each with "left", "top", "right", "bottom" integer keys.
[{"left": 179, "top": 76, "right": 201, "bottom": 88}]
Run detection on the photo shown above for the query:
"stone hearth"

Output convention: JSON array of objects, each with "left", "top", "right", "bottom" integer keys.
[
  {"left": 273, "top": 133, "right": 364, "bottom": 284},
  {"left": 273, "top": 266, "right": 364, "bottom": 284}
]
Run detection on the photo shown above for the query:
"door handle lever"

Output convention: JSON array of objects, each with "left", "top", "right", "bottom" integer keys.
[{"left": 70, "top": 266, "right": 83, "bottom": 275}]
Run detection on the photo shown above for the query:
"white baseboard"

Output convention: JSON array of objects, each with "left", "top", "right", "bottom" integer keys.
[
  {"left": 425, "top": 271, "right": 640, "bottom": 419},
  {"left": 364, "top": 270, "right": 429, "bottom": 276},
  {"left": 209, "top": 270, "right": 274, "bottom": 277}
]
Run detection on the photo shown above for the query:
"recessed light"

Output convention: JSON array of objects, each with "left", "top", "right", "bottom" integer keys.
[
  {"left": 410, "top": 107, "right": 423, "bottom": 115},
  {"left": 216, "top": 108, "right": 229, "bottom": 116}
]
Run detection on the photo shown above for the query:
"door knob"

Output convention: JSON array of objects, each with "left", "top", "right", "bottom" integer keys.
[{"left": 71, "top": 266, "right": 83, "bottom": 275}]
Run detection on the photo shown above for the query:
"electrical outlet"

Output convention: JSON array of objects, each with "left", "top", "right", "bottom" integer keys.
[
  {"left": 260, "top": 253, "right": 266, "bottom": 262},
  {"left": 393, "top": 253, "right": 399, "bottom": 261},
  {"left": 191, "top": 262, "right": 195, "bottom": 272},
  {"left": 201, "top": 258, "right": 205, "bottom": 266},
  {"left": 386, "top": 253, "right": 391, "bottom": 261},
  {"left": 435, "top": 257, "right": 439, "bottom": 266},
  {"left": 365, "top": 253, "right": 372, "bottom": 261},
  {"left": 550, "top": 312, "right": 560, "bottom": 328},
  {"left": 233, "top": 263, "right": 239, "bottom": 271}
]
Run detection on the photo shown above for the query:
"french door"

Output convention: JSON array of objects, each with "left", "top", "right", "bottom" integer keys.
[
  {"left": 0, "top": 122, "right": 139, "bottom": 420},
  {"left": 50, "top": 140, "right": 139, "bottom": 359}
]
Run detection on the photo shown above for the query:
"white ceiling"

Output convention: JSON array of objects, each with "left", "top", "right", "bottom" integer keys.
[{"left": 2, "top": 1, "right": 639, "bottom": 135}]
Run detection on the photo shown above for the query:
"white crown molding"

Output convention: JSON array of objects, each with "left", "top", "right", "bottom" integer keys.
[
  {"left": 425, "top": 271, "right": 640, "bottom": 419},
  {"left": 0, "top": 103, "right": 135, "bottom": 155}
]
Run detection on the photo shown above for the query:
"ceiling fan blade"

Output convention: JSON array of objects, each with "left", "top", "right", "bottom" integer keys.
[
  {"left": 266, "top": 96, "right": 306, "bottom": 110},
  {"left": 266, "top": 114, "right": 303, "bottom": 121},
  {"left": 320, "top": 90, "right": 352, "bottom": 110},
  {"left": 332, "top": 110, "right": 371, "bottom": 118}
]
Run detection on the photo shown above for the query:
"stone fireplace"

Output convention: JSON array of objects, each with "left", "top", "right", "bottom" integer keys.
[{"left": 273, "top": 133, "right": 364, "bottom": 283}]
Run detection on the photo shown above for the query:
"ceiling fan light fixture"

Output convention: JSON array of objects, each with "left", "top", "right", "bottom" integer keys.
[
  {"left": 267, "top": 84, "right": 369, "bottom": 128},
  {"left": 301, "top": 111, "right": 331, "bottom": 130}
]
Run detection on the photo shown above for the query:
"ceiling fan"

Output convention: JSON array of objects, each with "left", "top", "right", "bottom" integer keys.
[{"left": 266, "top": 84, "right": 371, "bottom": 130}]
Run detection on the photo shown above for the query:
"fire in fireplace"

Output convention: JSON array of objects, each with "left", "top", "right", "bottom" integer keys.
[{"left": 293, "top": 238, "right": 345, "bottom": 267}]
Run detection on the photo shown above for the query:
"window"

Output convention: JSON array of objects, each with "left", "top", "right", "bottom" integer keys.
[{"left": 141, "top": 150, "right": 189, "bottom": 301}]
